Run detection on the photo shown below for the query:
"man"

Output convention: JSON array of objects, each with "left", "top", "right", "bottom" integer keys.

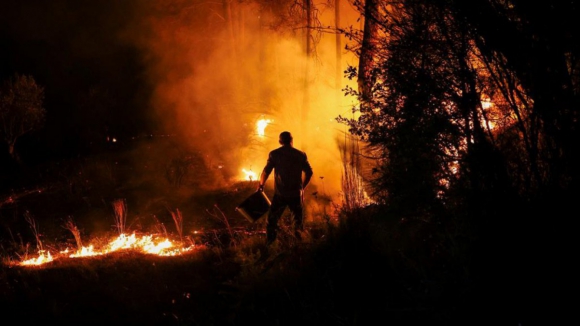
[{"left": 258, "top": 131, "right": 313, "bottom": 244}]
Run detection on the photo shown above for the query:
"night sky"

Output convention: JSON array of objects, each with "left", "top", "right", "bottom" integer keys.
[{"left": 0, "top": 0, "right": 156, "bottom": 162}]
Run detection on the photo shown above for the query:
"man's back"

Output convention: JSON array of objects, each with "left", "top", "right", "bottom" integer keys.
[
  {"left": 264, "top": 145, "right": 313, "bottom": 197},
  {"left": 258, "top": 131, "right": 313, "bottom": 245}
]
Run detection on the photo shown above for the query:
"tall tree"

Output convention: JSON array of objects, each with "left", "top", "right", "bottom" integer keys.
[
  {"left": 301, "top": 0, "right": 314, "bottom": 148},
  {"left": 335, "top": 0, "right": 342, "bottom": 92},
  {"left": 0, "top": 74, "right": 46, "bottom": 162},
  {"left": 339, "top": 1, "right": 580, "bottom": 321},
  {"left": 356, "top": 0, "right": 379, "bottom": 112},
  {"left": 340, "top": 2, "right": 465, "bottom": 214}
]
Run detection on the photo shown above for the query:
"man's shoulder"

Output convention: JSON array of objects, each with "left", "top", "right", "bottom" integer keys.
[{"left": 276, "top": 146, "right": 307, "bottom": 156}]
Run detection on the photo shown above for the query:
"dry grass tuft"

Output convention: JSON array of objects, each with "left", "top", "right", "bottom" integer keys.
[
  {"left": 339, "top": 134, "right": 368, "bottom": 213},
  {"left": 62, "top": 215, "right": 82, "bottom": 252},
  {"left": 112, "top": 198, "right": 127, "bottom": 234},
  {"left": 169, "top": 208, "right": 184, "bottom": 241},
  {"left": 206, "top": 204, "right": 237, "bottom": 248},
  {"left": 24, "top": 210, "right": 43, "bottom": 251}
]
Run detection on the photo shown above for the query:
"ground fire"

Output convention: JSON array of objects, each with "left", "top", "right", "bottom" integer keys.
[
  {"left": 17, "top": 117, "right": 275, "bottom": 267},
  {"left": 17, "top": 232, "right": 198, "bottom": 267}
]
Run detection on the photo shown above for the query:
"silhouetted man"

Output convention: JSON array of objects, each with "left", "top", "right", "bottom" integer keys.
[{"left": 258, "top": 131, "right": 313, "bottom": 244}]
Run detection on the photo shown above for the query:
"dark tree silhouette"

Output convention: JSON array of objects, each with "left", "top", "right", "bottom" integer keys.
[
  {"left": 338, "top": 0, "right": 579, "bottom": 323},
  {"left": 0, "top": 73, "right": 46, "bottom": 162}
]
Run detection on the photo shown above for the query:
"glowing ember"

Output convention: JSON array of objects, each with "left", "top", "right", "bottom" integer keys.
[
  {"left": 17, "top": 232, "right": 197, "bottom": 266},
  {"left": 242, "top": 168, "right": 257, "bottom": 181},
  {"left": 256, "top": 118, "right": 271, "bottom": 136}
]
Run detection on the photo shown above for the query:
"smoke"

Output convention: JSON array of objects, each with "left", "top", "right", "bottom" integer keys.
[{"left": 123, "top": 0, "right": 361, "bottom": 203}]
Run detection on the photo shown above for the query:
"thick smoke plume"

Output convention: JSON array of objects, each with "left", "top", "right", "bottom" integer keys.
[{"left": 124, "top": 1, "right": 361, "bottom": 205}]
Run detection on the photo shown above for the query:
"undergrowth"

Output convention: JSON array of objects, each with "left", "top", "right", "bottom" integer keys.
[{"left": 0, "top": 138, "right": 499, "bottom": 325}]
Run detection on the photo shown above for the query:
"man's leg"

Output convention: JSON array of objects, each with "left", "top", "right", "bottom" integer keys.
[
  {"left": 287, "top": 196, "right": 304, "bottom": 238},
  {"left": 267, "top": 195, "right": 286, "bottom": 244}
]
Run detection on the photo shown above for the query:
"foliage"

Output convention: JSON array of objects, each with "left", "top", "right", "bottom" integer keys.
[
  {"left": 0, "top": 73, "right": 46, "bottom": 162},
  {"left": 339, "top": 0, "right": 580, "bottom": 216},
  {"left": 338, "top": 2, "right": 467, "bottom": 217},
  {"left": 337, "top": 1, "right": 578, "bottom": 322}
]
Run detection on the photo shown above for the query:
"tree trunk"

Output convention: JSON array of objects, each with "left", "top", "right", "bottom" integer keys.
[
  {"left": 335, "top": 0, "right": 342, "bottom": 92},
  {"left": 358, "top": 0, "right": 378, "bottom": 112},
  {"left": 223, "top": 0, "right": 238, "bottom": 81},
  {"left": 301, "top": 0, "right": 313, "bottom": 149}
]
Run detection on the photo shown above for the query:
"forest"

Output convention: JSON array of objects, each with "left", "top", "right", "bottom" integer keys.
[{"left": 0, "top": 0, "right": 576, "bottom": 325}]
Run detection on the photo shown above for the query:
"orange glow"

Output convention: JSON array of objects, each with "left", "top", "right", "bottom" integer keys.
[
  {"left": 131, "top": 0, "right": 362, "bottom": 205},
  {"left": 18, "top": 232, "right": 197, "bottom": 266}
]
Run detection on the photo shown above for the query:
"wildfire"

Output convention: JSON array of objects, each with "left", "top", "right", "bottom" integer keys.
[
  {"left": 236, "top": 117, "right": 271, "bottom": 181},
  {"left": 256, "top": 118, "right": 271, "bottom": 136},
  {"left": 18, "top": 232, "right": 197, "bottom": 266},
  {"left": 242, "top": 168, "right": 257, "bottom": 181}
]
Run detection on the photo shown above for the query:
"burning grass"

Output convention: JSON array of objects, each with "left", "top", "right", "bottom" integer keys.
[
  {"left": 16, "top": 232, "right": 200, "bottom": 267},
  {"left": 0, "top": 200, "right": 502, "bottom": 325}
]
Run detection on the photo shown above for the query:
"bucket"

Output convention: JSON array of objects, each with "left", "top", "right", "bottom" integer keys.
[{"left": 236, "top": 191, "right": 271, "bottom": 222}]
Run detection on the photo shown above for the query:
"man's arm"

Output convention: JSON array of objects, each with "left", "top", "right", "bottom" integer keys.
[
  {"left": 258, "top": 168, "right": 270, "bottom": 191},
  {"left": 302, "top": 156, "right": 313, "bottom": 189},
  {"left": 258, "top": 153, "right": 274, "bottom": 191},
  {"left": 302, "top": 172, "right": 312, "bottom": 190}
]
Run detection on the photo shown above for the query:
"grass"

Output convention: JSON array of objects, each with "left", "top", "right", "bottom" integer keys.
[
  {"left": 0, "top": 204, "right": 487, "bottom": 325},
  {"left": 0, "top": 137, "right": 528, "bottom": 325}
]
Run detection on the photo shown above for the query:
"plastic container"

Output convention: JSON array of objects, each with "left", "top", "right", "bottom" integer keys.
[{"left": 236, "top": 191, "right": 271, "bottom": 222}]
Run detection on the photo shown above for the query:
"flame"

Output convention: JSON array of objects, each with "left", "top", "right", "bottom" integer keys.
[
  {"left": 19, "top": 250, "right": 53, "bottom": 266},
  {"left": 256, "top": 118, "right": 271, "bottom": 136},
  {"left": 236, "top": 117, "right": 268, "bottom": 182},
  {"left": 18, "top": 232, "right": 197, "bottom": 266},
  {"left": 242, "top": 168, "right": 257, "bottom": 181},
  {"left": 68, "top": 245, "right": 100, "bottom": 258}
]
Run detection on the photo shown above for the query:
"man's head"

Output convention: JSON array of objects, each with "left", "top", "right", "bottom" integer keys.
[{"left": 279, "top": 131, "right": 293, "bottom": 146}]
